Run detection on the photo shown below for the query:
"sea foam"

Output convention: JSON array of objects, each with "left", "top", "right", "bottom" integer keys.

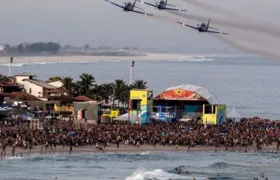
[{"left": 125, "top": 168, "right": 202, "bottom": 180}]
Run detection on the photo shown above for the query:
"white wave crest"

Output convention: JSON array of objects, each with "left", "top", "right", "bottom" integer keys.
[
  {"left": 6, "top": 156, "right": 23, "bottom": 160},
  {"left": 139, "top": 151, "right": 151, "bottom": 155},
  {"left": 125, "top": 168, "right": 195, "bottom": 180},
  {"left": 187, "top": 58, "right": 214, "bottom": 62},
  {"left": 1, "top": 63, "right": 25, "bottom": 67}
]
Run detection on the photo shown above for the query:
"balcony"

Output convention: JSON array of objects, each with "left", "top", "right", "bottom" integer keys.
[{"left": 54, "top": 106, "right": 74, "bottom": 112}]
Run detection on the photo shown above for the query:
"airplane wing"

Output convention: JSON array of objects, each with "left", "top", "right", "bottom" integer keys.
[
  {"left": 207, "top": 30, "right": 228, "bottom": 35},
  {"left": 131, "top": 10, "right": 153, "bottom": 16},
  {"left": 136, "top": 0, "right": 157, "bottom": 8},
  {"left": 165, "top": 7, "right": 187, "bottom": 12},
  {"left": 105, "top": 0, "right": 124, "bottom": 9},
  {"left": 177, "top": 21, "right": 198, "bottom": 30}
]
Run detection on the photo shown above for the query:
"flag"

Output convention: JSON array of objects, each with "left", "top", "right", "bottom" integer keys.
[{"left": 10, "top": 57, "right": 13, "bottom": 63}]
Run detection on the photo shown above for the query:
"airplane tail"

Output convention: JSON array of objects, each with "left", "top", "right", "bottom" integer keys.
[
  {"left": 207, "top": 18, "right": 218, "bottom": 30},
  {"left": 208, "top": 27, "right": 218, "bottom": 30},
  {"left": 133, "top": 0, "right": 136, "bottom": 7},
  {"left": 165, "top": 0, "right": 176, "bottom": 7},
  {"left": 166, "top": 3, "right": 176, "bottom": 7},
  {"left": 207, "top": 18, "right": 210, "bottom": 29}
]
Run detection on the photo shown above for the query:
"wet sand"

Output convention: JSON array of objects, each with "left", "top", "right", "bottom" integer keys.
[
  {"left": 0, "top": 53, "right": 196, "bottom": 64},
  {"left": 1, "top": 144, "right": 279, "bottom": 159}
]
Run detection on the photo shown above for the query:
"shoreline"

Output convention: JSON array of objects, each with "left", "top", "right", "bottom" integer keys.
[
  {"left": 2, "top": 144, "right": 279, "bottom": 159},
  {"left": 0, "top": 53, "right": 211, "bottom": 64}
]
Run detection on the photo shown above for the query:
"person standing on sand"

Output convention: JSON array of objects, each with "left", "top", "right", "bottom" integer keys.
[
  {"left": 69, "top": 138, "right": 73, "bottom": 154},
  {"left": 45, "top": 141, "right": 49, "bottom": 151},
  {"left": 12, "top": 143, "right": 16, "bottom": 157},
  {"left": 103, "top": 139, "right": 107, "bottom": 149},
  {"left": 116, "top": 139, "right": 120, "bottom": 148},
  {"left": 2, "top": 143, "right": 6, "bottom": 158},
  {"left": 153, "top": 138, "right": 156, "bottom": 147}
]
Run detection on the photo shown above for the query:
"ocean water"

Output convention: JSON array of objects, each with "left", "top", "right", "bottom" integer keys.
[
  {"left": 0, "top": 151, "right": 279, "bottom": 180},
  {"left": 1, "top": 54, "right": 280, "bottom": 119}
]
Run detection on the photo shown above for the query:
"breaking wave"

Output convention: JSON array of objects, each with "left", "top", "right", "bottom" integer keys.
[
  {"left": 125, "top": 168, "right": 199, "bottom": 180},
  {"left": 1, "top": 63, "right": 26, "bottom": 67},
  {"left": 166, "top": 56, "right": 214, "bottom": 62},
  {"left": 208, "top": 162, "right": 248, "bottom": 169},
  {"left": 6, "top": 156, "right": 23, "bottom": 160},
  {"left": 139, "top": 151, "right": 151, "bottom": 155}
]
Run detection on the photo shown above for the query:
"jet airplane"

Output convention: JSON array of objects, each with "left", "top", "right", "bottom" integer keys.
[
  {"left": 136, "top": 0, "right": 187, "bottom": 12},
  {"left": 105, "top": 0, "right": 153, "bottom": 16},
  {"left": 177, "top": 19, "right": 228, "bottom": 35}
]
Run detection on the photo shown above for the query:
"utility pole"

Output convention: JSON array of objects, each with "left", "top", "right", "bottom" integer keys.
[
  {"left": 130, "top": 61, "right": 134, "bottom": 85},
  {"left": 9, "top": 57, "right": 13, "bottom": 76},
  {"left": 128, "top": 61, "right": 134, "bottom": 123}
]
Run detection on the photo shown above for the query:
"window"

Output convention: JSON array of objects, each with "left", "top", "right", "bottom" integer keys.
[
  {"left": 29, "top": 88, "right": 32, "bottom": 93},
  {"left": 213, "top": 106, "right": 216, "bottom": 114},
  {"left": 204, "top": 105, "right": 213, "bottom": 114}
]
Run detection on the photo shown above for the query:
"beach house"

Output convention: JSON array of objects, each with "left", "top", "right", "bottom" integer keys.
[{"left": 14, "top": 72, "right": 66, "bottom": 100}]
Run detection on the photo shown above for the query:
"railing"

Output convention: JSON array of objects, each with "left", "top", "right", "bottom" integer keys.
[{"left": 54, "top": 106, "right": 74, "bottom": 112}]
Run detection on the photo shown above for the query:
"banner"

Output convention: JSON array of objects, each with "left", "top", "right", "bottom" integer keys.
[{"left": 154, "top": 89, "right": 205, "bottom": 101}]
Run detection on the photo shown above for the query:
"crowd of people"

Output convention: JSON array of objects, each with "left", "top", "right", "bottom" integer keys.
[{"left": 0, "top": 117, "right": 280, "bottom": 159}]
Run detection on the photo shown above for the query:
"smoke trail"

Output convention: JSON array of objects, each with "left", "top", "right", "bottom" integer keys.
[
  {"left": 169, "top": 11, "right": 280, "bottom": 38},
  {"left": 151, "top": 13, "right": 180, "bottom": 25},
  {"left": 163, "top": 11, "right": 280, "bottom": 60},
  {"left": 181, "top": 0, "right": 253, "bottom": 21},
  {"left": 212, "top": 35, "right": 280, "bottom": 60}
]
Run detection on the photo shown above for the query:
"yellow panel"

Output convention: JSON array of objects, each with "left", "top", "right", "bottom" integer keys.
[
  {"left": 202, "top": 114, "right": 217, "bottom": 125},
  {"left": 130, "top": 90, "right": 148, "bottom": 105}
]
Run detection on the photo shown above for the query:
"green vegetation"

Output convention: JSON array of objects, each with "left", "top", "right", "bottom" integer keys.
[
  {"left": 0, "top": 73, "right": 148, "bottom": 106},
  {"left": 56, "top": 74, "right": 148, "bottom": 105},
  {"left": 4, "top": 42, "right": 60, "bottom": 54}
]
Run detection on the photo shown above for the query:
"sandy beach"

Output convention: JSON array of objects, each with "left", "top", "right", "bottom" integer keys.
[
  {"left": 0, "top": 53, "right": 200, "bottom": 64},
  {"left": 2, "top": 144, "right": 279, "bottom": 159}
]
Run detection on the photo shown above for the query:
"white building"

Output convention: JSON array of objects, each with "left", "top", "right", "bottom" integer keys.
[
  {"left": 48, "top": 80, "right": 64, "bottom": 88},
  {"left": 14, "top": 72, "right": 66, "bottom": 100}
]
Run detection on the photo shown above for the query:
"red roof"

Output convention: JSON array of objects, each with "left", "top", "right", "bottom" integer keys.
[
  {"left": 1, "top": 92, "right": 40, "bottom": 101},
  {"left": 0, "top": 81, "right": 20, "bottom": 87},
  {"left": 74, "top": 96, "right": 94, "bottom": 102}
]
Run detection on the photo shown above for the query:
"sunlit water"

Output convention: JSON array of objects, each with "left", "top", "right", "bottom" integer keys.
[
  {"left": 0, "top": 151, "right": 279, "bottom": 180},
  {"left": 1, "top": 54, "right": 280, "bottom": 119}
]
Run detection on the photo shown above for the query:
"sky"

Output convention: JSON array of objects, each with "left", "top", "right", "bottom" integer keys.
[{"left": 0, "top": 0, "right": 279, "bottom": 53}]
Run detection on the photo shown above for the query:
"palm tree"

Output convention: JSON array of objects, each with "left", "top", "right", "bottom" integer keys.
[
  {"left": 0, "top": 74, "right": 12, "bottom": 82},
  {"left": 62, "top": 76, "right": 74, "bottom": 97},
  {"left": 132, "top": 80, "right": 147, "bottom": 89},
  {"left": 47, "top": 76, "right": 62, "bottom": 82},
  {"left": 119, "top": 84, "right": 131, "bottom": 107},
  {"left": 113, "top": 79, "right": 127, "bottom": 107},
  {"left": 101, "top": 83, "right": 114, "bottom": 103},
  {"left": 92, "top": 83, "right": 114, "bottom": 103},
  {"left": 76, "top": 73, "right": 95, "bottom": 97}
]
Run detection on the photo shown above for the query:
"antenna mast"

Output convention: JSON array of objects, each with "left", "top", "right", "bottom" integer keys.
[
  {"left": 130, "top": 61, "right": 134, "bottom": 85},
  {"left": 9, "top": 57, "right": 13, "bottom": 76}
]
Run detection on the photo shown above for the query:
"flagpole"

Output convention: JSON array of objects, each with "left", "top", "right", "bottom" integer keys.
[
  {"left": 128, "top": 61, "right": 134, "bottom": 123},
  {"left": 9, "top": 57, "right": 13, "bottom": 76},
  {"left": 130, "top": 61, "right": 134, "bottom": 85}
]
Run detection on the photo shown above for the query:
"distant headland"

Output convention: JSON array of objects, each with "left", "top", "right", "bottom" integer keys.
[{"left": 0, "top": 42, "right": 149, "bottom": 57}]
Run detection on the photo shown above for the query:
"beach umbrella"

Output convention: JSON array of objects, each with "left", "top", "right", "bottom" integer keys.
[{"left": 69, "top": 132, "right": 76, "bottom": 137}]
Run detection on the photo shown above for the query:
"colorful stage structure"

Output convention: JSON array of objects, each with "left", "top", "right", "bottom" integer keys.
[
  {"left": 129, "top": 89, "right": 153, "bottom": 124},
  {"left": 152, "top": 84, "right": 226, "bottom": 125}
]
